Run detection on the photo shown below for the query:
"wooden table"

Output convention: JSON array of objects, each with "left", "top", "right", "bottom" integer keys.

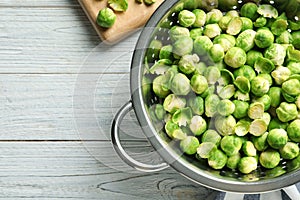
[{"left": 0, "top": 1, "right": 298, "bottom": 199}]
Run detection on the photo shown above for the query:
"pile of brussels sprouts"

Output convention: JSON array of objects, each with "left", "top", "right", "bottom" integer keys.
[{"left": 144, "top": 1, "right": 300, "bottom": 175}]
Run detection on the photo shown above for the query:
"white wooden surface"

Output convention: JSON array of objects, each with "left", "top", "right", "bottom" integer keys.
[{"left": 0, "top": 1, "right": 298, "bottom": 199}]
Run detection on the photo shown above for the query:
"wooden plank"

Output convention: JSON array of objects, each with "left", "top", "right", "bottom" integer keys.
[{"left": 0, "top": 0, "right": 80, "bottom": 7}]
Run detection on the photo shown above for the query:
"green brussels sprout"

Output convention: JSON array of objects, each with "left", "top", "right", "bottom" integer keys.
[
  {"left": 226, "top": 153, "right": 241, "bottom": 170},
  {"left": 172, "top": 107, "right": 192, "bottom": 127},
  {"left": 143, "top": 0, "right": 155, "bottom": 5},
  {"left": 238, "top": 157, "right": 258, "bottom": 174},
  {"left": 170, "top": 26, "right": 190, "bottom": 41},
  {"left": 203, "top": 24, "right": 222, "bottom": 38},
  {"left": 189, "top": 28, "right": 203, "bottom": 40},
  {"left": 192, "top": 9, "right": 206, "bottom": 28},
  {"left": 261, "top": 112, "right": 271, "bottom": 125},
  {"left": 213, "top": 34, "right": 236, "bottom": 53},
  {"left": 246, "top": 50, "right": 263, "bottom": 67},
  {"left": 233, "top": 65, "right": 256, "bottom": 81},
  {"left": 250, "top": 76, "right": 270, "bottom": 97},
  {"left": 242, "top": 141, "right": 257, "bottom": 157},
  {"left": 190, "top": 74, "right": 208, "bottom": 95},
  {"left": 254, "top": 28, "right": 274, "bottom": 48},
  {"left": 235, "top": 119, "right": 251, "bottom": 136},
  {"left": 287, "top": 46, "right": 300, "bottom": 62},
  {"left": 224, "top": 47, "right": 247, "bottom": 69},
  {"left": 287, "top": 154, "right": 300, "bottom": 172},
  {"left": 201, "top": 85, "right": 216, "bottom": 98},
  {"left": 271, "top": 19, "right": 288, "bottom": 36},
  {"left": 194, "top": 36, "right": 213, "bottom": 56},
  {"left": 196, "top": 142, "right": 217, "bottom": 158},
  {"left": 276, "top": 102, "right": 298, "bottom": 122},
  {"left": 108, "top": 0, "right": 128, "bottom": 11},
  {"left": 159, "top": 45, "right": 173, "bottom": 60},
  {"left": 173, "top": 36, "right": 193, "bottom": 56},
  {"left": 254, "top": 94, "right": 271, "bottom": 111},
  {"left": 218, "top": 16, "right": 231, "bottom": 31},
  {"left": 241, "top": 17, "right": 253, "bottom": 31},
  {"left": 163, "top": 94, "right": 186, "bottom": 113},
  {"left": 149, "top": 59, "right": 172, "bottom": 75},
  {"left": 218, "top": 69, "right": 235, "bottom": 86},
  {"left": 226, "top": 17, "right": 243, "bottom": 36},
  {"left": 189, "top": 115, "right": 207, "bottom": 136},
  {"left": 188, "top": 96, "right": 204, "bottom": 115},
  {"left": 225, "top": 10, "right": 239, "bottom": 18},
  {"left": 178, "top": 10, "right": 196, "bottom": 27},
  {"left": 201, "top": 129, "right": 221, "bottom": 145},
  {"left": 252, "top": 132, "right": 269, "bottom": 152},
  {"left": 267, "top": 128, "right": 288, "bottom": 149},
  {"left": 178, "top": 54, "right": 199, "bottom": 74},
  {"left": 205, "top": 9, "right": 223, "bottom": 24},
  {"left": 264, "top": 44, "right": 287, "bottom": 66},
  {"left": 236, "top": 30, "right": 256, "bottom": 52},
  {"left": 249, "top": 119, "right": 268, "bottom": 137},
  {"left": 170, "top": 73, "right": 191, "bottom": 96},
  {"left": 248, "top": 102, "right": 264, "bottom": 120},
  {"left": 288, "top": 19, "right": 300, "bottom": 31},
  {"left": 234, "top": 90, "right": 250, "bottom": 101},
  {"left": 146, "top": 39, "right": 163, "bottom": 63},
  {"left": 292, "top": 31, "right": 300, "bottom": 49},
  {"left": 220, "top": 135, "right": 243, "bottom": 156},
  {"left": 254, "top": 57, "right": 275, "bottom": 74},
  {"left": 208, "top": 149, "right": 228, "bottom": 170},
  {"left": 154, "top": 104, "right": 166, "bottom": 120},
  {"left": 287, "top": 61, "right": 300, "bottom": 74},
  {"left": 232, "top": 100, "right": 249, "bottom": 119},
  {"left": 271, "top": 66, "right": 291, "bottom": 85},
  {"left": 254, "top": 16, "right": 267, "bottom": 28},
  {"left": 183, "top": 0, "right": 200, "bottom": 10},
  {"left": 180, "top": 136, "right": 200, "bottom": 155},
  {"left": 268, "top": 118, "right": 288, "bottom": 131},
  {"left": 205, "top": 94, "right": 220, "bottom": 117},
  {"left": 240, "top": 2, "right": 259, "bottom": 21},
  {"left": 217, "top": 99, "right": 235, "bottom": 117},
  {"left": 257, "top": 4, "right": 278, "bottom": 18},
  {"left": 259, "top": 149, "right": 281, "bottom": 169},
  {"left": 268, "top": 87, "right": 282, "bottom": 107},
  {"left": 153, "top": 75, "right": 170, "bottom": 98},
  {"left": 215, "top": 115, "right": 236, "bottom": 136},
  {"left": 96, "top": 7, "right": 117, "bottom": 28},
  {"left": 204, "top": 66, "right": 221, "bottom": 85},
  {"left": 218, "top": 84, "right": 235, "bottom": 99},
  {"left": 194, "top": 62, "right": 207, "bottom": 75},
  {"left": 279, "top": 142, "right": 299, "bottom": 160},
  {"left": 282, "top": 79, "right": 300, "bottom": 96},
  {"left": 287, "top": 119, "right": 300, "bottom": 142},
  {"left": 234, "top": 76, "right": 250, "bottom": 94},
  {"left": 209, "top": 44, "right": 225, "bottom": 63},
  {"left": 165, "top": 120, "right": 186, "bottom": 140},
  {"left": 276, "top": 30, "right": 293, "bottom": 44}
]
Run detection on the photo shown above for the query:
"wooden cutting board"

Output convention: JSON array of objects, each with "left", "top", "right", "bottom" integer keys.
[{"left": 78, "top": 0, "right": 165, "bottom": 44}]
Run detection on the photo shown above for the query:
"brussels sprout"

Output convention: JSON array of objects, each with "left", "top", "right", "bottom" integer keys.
[
  {"left": 183, "top": 0, "right": 199, "bottom": 10},
  {"left": 220, "top": 135, "right": 242, "bottom": 156},
  {"left": 233, "top": 65, "right": 256, "bottom": 81},
  {"left": 259, "top": 149, "right": 281, "bottom": 169},
  {"left": 235, "top": 119, "right": 250, "bottom": 136},
  {"left": 271, "top": 19, "right": 288, "bottom": 36},
  {"left": 173, "top": 36, "right": 193, "bottom": 56},
  {"left": 189, "top": 115, "right": 207, "bottom": 136},
  {"left": 159, "top": 45, "right": 173, "bottom": 60},
  {"left": 234, "top": 76, "right": 251, "bottom": 94},
  {"left": 288, "top": 19, "right": 300, "bottom": 31},
  {"left": 279, "top": 142, "right": 299, "bottom": 160},
  {"left": 254, "top": 28, "right": 274, "bottom": 48},
  {"left": 170, "top": 26, "right": 190, "bottom": 41},
  {"left": 264, "top": 44, "right": 287, "bottom": 66},
  {"left": 201, "top": 85, "right": 216, "bottom": 98},
  {"left": 276, "top": 31, "right": 293, "bottom": 44},
  {"left": 268, "top": 87, "right": 282, "bottom": 108},
  {"left": 282, "top": 79, "right": 300, "bottom": 97},
  {"left": 201, "top": 129, "right": 221, "bottom": 145},
  {"left": 165, "top": 120, "right": 186, "bottom": 140},
  {"left": 206, "top": 9, "right": 223, "bottom": 24},
  {"left": 215, "top": 115, "right": 236, "bottom": 136},
  {"left": 194, "top": 62, "right": 207, "bottom": 75},
  {"left": 276, "top": 102, "right": 298, "bottom": 122},
  {"left": 213, "top": 34, "right": 236, "bottom": 52},
  {"left": 240, "top": 2, "right": 259, "bottom": 21},
  {"left": 143, "top": 0, "right": 155, "bottom": 5},
  {"left": 246, "top": 50, "right": 263, "bottom": 67},
  {"left": 172, "top": 107, "right": 193, "bottom": 126},
  {"left": 224, "top": 47, "right": 247, "bottom": 68},
  {"left": 253, "top": 16, "right": 267, "bottom": 28},
  {"left": 208, "top": 149, "right": 228, "bottom": 170},
  {"left": 236, "top": 30, "right": 256, "bottom": 52},
  {"left": 268, "top": 118, "right": 288, "bottom": 131},
  {"left": 96, "top": 7, "right": 117, "bottom": 28},
  {"left": 232, "top": 100, "right": 249, "bottom": 119},
  {"left": 178, "top": 54, "right": 199, "bottom": 74},
  {"left": 205, "top": 94, "right": 220, "bottom": 117},
  {"left": 226, "top": 17, "right": 243, "bottom": 36},
  {"left": 225, "top": 10, "right": 239, "bottom": 18},
  {"left": 194, "top": 36, "right": 214, "bottom": 56},
  {"left": 241, "top": 17, "right": 253, "bottom": 31},
  {"left": 209, "top": 44, "right": 225, "bottom": 63},
  {"left": 218, "top": 84, "right": 235, "bottom": 99},
  {"left": 242, "top": 141, "right": 257, "bottom": 157},
  {"left": 292, "top": 31, "right": 300, "bottom": 49},
  {"left": 261, "top": 112, "right": 271, "bottom": 125},
  {"left": 153, "top": 75, "right": 170, "bottom": 98},
  {"left": 257, "top": 4, "right": 278, "bottom": 18},
  {"left": 226, "top": 153, "right": 241, "bottom": 170},
  {"left": 217, "top": 99, "right": 235, "bottom": 117},
  {"left": 149, "top": 59, "right": 172, "bottom": 75},
  {"left": 287, "top": 61, "right": 300, "bottom": 74},
  {"left": 287, "top": 119, "right": 300, "bottom": 142},
  {"left": 271, "top": 66, "right": 291, "bottom": 85},
  {"left": 163, "top": 94, "right": 186, "bottom": 113},
  {"left": 189, "top": 28, "right": 203, "bottom": 40},
  {"left": 265, "top": 166, "right": 286, "bottom": 178},
  {"left": 188, "top": 96, "right": 204, "bottom": 115},
  {"left": 218, "top": 16, "right": 231, "bottom": 31},
  {"left": 203, "top": 24, "right": 222, "bottom": 38},
  {"left": 254, "top": 94, "right": 271, "bottom": 111},
  {"left": 146, "top": 39, "right": 163, "bottom": 62},
  {"left": 238, "top": 156, "right": 258, "bottom": 174},
  {"left": 251, "top": 76, "right": 270, "bottom": 97},
  {"left": 287, "top": 46, "right": 300, "bottom": 62},
  {"left": 197, "top": 142, "right": 217, "bottom": 159},
  {"left": 180, "top": 136, "right": 200, "bottom": 155},
  {"left": 248, "top": 102, "right": 264, "bottom": 120},
  {"left": 252, "top": 132, "right": 269, "bottom": 152},
  {"left": 254, "top": 57, "right": 275, "bottom": 75},
  {"left": 170, "top": 73, "right": 191, "bottom": 96},
  {"left": 108, "top": 0, "right": 128, "bottom": 11},
  {"left": 267, "top": 128, "right": 288, "bottom": 149},
  {"left": 218, "top": 69, "right": 235, "bottom": 86},
  {"left": 287, "top": 154, "right": 300, "bottom": 172},
  {"left": 192, "top": 9, "right": 206, "bottom": 28},
  {"left": 204, "top": 66, "right": 221, "bottom": 85},
  {"left": 178, "top": 10, "right": 196, "bottom": 27},
  {"left": 154, "top": 104, "right": 166, "bottom": 121},
  {"left": 249, "top": 119, "right": 268, "bottom": 137}
]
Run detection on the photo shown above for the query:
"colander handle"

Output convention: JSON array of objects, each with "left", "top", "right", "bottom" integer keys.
[{"left": 111, "top": 101, "right": 169, "bottom": 172}]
